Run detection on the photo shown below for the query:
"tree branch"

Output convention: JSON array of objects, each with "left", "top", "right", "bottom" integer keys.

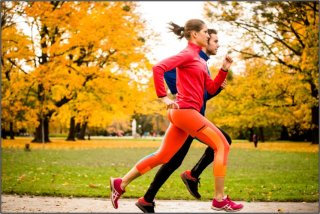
[
  {"left": 239, "top": 24, "right": 301, "bottom": 72},
  {"left": 236, "top": 20, "right": 302, "bottom": 56},
  {"left": 7, "top": 58, "right": 28, "bottom": 74}
]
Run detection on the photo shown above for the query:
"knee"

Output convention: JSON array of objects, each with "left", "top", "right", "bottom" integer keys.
[
  {"left": 204, "top": 146, "right": 214, "bottom": 157},
  {"left": 162, "top": 157, "right": 183, "bottom": 170},
  {"left": 155, "top": 153, "right": 172, "bottom": 165},
  {"left": 224, "top": 142, "right": 230, "bottom": 153}
]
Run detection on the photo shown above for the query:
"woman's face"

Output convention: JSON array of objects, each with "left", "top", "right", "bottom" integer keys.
[{"left": 194, "top": 25, "right": 210, "bottom": 47}]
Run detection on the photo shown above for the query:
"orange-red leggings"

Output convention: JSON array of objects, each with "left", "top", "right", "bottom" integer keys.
[{"left": 135, "top": 109, "right": 230, "bottom": 177}]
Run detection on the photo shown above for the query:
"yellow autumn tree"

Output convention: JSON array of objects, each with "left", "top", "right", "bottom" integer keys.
[
  {"left": 1, "top": 2, "right": 37, "bottom": 139},
  {"left": 204, "top": 1, "right": 319, "bottom": 143},
  {"left": 3, "top": 1, "right": 154, "bottom": 142},
  {"left": 207, "top": 57, "right": 311, "bottom": 140}
]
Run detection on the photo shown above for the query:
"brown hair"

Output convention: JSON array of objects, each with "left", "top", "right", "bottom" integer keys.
[
  {"left": 208, "top": 28, "right": 217, "bottom": 35},
  {"left": 168, "top": 19, "right": 206, "bottom": 40}
]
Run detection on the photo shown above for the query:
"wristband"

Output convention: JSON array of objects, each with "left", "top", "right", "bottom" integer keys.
[{"left": 221, "top": 68, "right": 228, "bottom": 72}]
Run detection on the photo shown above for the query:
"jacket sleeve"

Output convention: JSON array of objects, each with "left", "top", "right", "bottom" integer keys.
[
  {"left": 206, "top": 87, "right": 223, "bottom": 100},
  {"left": 205, "top": 69, "right": 228, "bottom": 95},
  {"left": 153, "top": 50, "right": 191, "bottom": 98},
  {"left": 164, "top": 68, "right": 178, "bottom": 95}
]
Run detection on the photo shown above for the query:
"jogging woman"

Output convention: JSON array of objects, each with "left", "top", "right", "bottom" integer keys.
[
  {"left": 110, "top": 19, "right": 243, "bottom": 212},
  {"left": 135, "top": 27, "right": 233, "bottom": 213}
]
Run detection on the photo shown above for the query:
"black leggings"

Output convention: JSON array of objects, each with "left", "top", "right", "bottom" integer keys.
[{"left": 143, "top": 127, "right": 232, "bottom": 203}]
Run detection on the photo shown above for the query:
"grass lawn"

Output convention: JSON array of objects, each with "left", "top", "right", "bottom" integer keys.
[{"left": 2, "top": 138, "right": 318, "bottom": 202}]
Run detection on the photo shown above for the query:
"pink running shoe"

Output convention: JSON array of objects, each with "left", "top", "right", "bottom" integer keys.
[
  {"left": 211, "top": 195, "right": 243, "bottom": 212},
  {"left": 110, "top": 177, "right": 125, "bottom": 209}
]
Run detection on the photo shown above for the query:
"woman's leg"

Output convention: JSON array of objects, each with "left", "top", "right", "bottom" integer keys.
[
  {"left": 143, "top": 136, "right": 194, "bottom": 203},
  {"left": 168, "top": 109, "right": 230, "bottom": 200},
  {"left": 122, "top": 122, "right": 189, "bottom": 188},
  {"left": 192, "top": 120, "right": 230, "bottom": 200},
  {"left": 191, "top": 127, "right": 232, "bottom": 178},
  {"left": 111, "top": 122, "right": 188, "bottom": 209},
  {"left": 134, "top": 123, "right": 189, "bottom": 174}
]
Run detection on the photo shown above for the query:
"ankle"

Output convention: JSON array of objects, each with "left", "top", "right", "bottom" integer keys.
[
  {"left": 120, "top": 180, "right": 126, "bottom": 190},
  {"left": 215, "top": 195, "right": 226, "bottom": 202},
  {"left": 190, "top": 170, "right": 197, "bottom": 179},
  {"left": 143, "top": 197, "right": 154, "bottom": 203}
]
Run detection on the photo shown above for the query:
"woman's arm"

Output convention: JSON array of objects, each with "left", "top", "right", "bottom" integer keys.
[
  {"left": 205, "top": 69, "right": 228, "bottom": 95},
  {"left": 206, "top": 55, "right": 233, "bottom": 95},
  {"left": 153, "top": 50, "right": 191, "bottom": 98}
]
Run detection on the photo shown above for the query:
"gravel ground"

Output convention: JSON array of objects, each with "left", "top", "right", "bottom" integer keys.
[{"left": 1, "top": 195, "right": 318, "bottom": 213}]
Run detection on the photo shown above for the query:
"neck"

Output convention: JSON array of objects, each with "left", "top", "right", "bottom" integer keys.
[{"left": 189, "top": 39, "right": 203, "bottom": 47}]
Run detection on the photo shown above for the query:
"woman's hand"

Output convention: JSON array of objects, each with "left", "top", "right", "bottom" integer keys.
[{"left": 161, "top": 96, "right": 179, "bottom": 109}]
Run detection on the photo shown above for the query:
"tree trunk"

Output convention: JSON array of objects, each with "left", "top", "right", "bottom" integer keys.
[
  {"left": 311, "top": 106, "right": 319, "bottom": 144},
  {"left": 237, "top": 130, "right": 245, "bottom": 139},
  {"left": 9, "top": 122, "right": 14, "bottom": 139},
  {"left": 66, "top": 116, "right": 76, "bottom": 141},
  {"left": 32, "top": 115, "right": 50, "bottom": 143},
  {"left": 75, "top": 122, "right": 80, "bottom": 138},
  {"left": 248, "top": 127, "right": 254, "bottom": 141},
  {"left": 32, "top": 26, "right": 50, "bottom": 144},
  {"left": 78, "top": 122, "right": 87, "bottom": 140},
  {"left": 1, "top": 127, "right": 7, "bottom": 139},
  {"left": 309, "top": 76, "right": 319, "bottom": 144},
  {"left": 259, "top": 127, "right": 265, "bottom": 142},
  {"left": 87, "top": 130, "right": 91, "bottom": 140},
  {"left": 280, "top": 125, "right": 289, "bottom": 140}
]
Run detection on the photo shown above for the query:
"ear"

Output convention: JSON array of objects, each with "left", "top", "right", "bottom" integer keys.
[{"left": 191, "top": 31, "right": 198, "bottom": 38}]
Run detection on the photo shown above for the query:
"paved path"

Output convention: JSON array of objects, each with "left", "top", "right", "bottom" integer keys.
[{"left": 1, "top": 195, "right": 318, "bottom": 213}]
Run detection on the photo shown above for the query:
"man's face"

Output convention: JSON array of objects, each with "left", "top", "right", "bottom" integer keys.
[{"left": 206, "top": 33, "right": 219, "bottom": 56}]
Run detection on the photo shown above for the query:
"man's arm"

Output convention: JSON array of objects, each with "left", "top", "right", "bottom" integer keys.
[
  {"left": 206, "top": 87, "right": 222, "bottom": 100},
  {"left": 164, "top": 68, "right": 178, "bottom": 95}
]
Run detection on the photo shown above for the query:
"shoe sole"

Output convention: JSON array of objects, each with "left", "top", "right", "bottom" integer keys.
[
  {"left": 211, "top": 205, "right": 243, "bottom": 212},
  {"left": 135, "top": 202, "right": 154, "bottom": 213},
  {"left": 110, "top": 177, "right": 117, "bottom": 209},
  {"left": 180, "top": 174, "right": 201, "bottom": 199}
]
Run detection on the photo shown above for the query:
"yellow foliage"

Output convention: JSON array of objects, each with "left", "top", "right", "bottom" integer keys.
[
  {"left": 2, "top": 138, "right": 318, "bottom": 153},
  {"left": 2, "top": 1, "right": 156, "bottom": 134},
  {"left": 207, "top": 57, "right": 316, "bottom": 131}
]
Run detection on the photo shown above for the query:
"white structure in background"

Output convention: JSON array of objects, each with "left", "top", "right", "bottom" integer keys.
[{"left": 132, "top": 119, "right": 137, "bottom": 138}]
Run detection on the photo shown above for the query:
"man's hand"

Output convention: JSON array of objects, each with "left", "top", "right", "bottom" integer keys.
[
  {"left": 221, "top": 54, "right": 233, "bottom": 71},
  {"left": 221, "top": 79, "right": 227, "bottom": 89},
  {"left": 161, "top": 96, "right": 179, "bottom": 109}
]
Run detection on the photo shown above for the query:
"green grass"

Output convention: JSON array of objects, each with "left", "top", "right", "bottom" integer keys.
[{"left": 2, "top": 146, "right": 318, "bottom": 202}]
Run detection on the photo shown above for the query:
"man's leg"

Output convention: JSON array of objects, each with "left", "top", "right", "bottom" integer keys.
[
  {"left": 144, "top": 135, "right": 193, "bottom": 202},
  {"left": 181, "top": 128, "right": 232, "bottom": 198}
]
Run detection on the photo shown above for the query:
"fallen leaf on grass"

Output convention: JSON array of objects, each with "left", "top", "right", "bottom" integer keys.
[
  {"left": 88, "top": 183, "right": 101, "bottom": 188},
  {"left": 17, "top": 174, "right": 26, "bottom": 182}
]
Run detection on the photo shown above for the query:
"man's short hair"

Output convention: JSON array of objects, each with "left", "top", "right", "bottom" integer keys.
[{"left": 208, "top": 29, "right": 217, "bottom": 35}]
